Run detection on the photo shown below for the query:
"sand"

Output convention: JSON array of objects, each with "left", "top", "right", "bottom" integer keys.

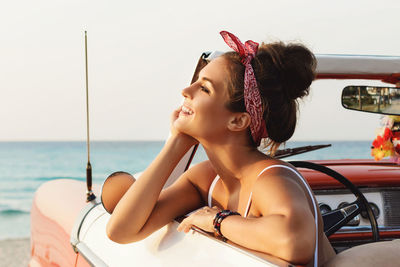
[{"left": 0, "top": 238, "right": 30, "bottom": 267}]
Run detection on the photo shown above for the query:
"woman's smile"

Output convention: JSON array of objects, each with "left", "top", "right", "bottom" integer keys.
[{"left": 180, "top": 105, "right": 194, "bottom": 116}]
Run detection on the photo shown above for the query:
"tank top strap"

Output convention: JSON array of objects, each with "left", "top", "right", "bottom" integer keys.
[
  {"left": 208, "top": 175, "right": 220, "bottom": 207},
  {"left": 244, "top": 164, "right": 318, "bottom": 267}
]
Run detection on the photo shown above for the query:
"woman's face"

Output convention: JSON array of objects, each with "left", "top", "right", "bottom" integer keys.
[{"left": 174, "top": 56, "right": 234, "bottom": 141}]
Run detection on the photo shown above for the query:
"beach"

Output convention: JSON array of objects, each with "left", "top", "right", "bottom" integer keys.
[{"left": 0, "top": 238, "right": 30, "bottom": 266}]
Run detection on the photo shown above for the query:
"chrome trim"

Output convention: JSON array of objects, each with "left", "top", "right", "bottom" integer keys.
[
  {"left": 340, "top": 203, "right": 358, "bottom": 217},
  {"left": 315, "top": 187, "right": 400, "bottom": 195},
  {"left": 346, "top": 215, "right": 360, "bottom": 226},
  {"left": 70, "top": 199, "right": 109, "bottom": 266},
  {"left": 75, "top": 242, "right": 108, "bottom": 267},
  {"left": 316, "top": 191, "right": 384, "bottom": 226},
  {"left": 70, "top": 199, "right": 101, "bottom": 253},
  {"left": 315, "top": 54, "right": 400, "bottom": 75},
  {"left": 338, "top": 203, "right": 360, "bottom": 226},
  {"left": 337, "top": 226, "right": 400, "bottom": 234}
]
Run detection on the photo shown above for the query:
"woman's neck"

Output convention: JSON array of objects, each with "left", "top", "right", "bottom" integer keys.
[{"left": 201, "top": 140, "right": 267, "bottom": 193}]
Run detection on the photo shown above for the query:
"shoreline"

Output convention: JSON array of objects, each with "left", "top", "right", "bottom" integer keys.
[{"left": 0, "top": 238, "right": 30, "bottom": 267}]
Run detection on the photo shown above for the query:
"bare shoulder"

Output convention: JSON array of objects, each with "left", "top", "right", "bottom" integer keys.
[
  {"left": 183, "top": 160, "right": 217, "bottom": 203},
  {"left": 251, "top": 161, "right": 312, "bottom": 216}
]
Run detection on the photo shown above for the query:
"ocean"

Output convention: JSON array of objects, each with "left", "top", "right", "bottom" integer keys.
[{"left": 0, "top": 140, "right": 373, "bottom": 240}]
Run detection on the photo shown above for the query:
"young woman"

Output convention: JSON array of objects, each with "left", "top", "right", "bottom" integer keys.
[{"left": 106, "top": 31, "right": 336, "bottom": 266}]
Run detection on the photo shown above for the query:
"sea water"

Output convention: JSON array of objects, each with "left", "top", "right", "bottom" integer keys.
[{"left": 0, "top": 140, "right": 372, "bottom": 240}]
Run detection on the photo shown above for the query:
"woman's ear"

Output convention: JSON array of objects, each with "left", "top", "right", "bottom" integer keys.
[{"left": 227, "top": 112, "right": 251, "bottom": 132}]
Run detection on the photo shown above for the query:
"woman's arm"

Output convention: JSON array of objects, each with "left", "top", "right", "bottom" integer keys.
[
  {"left": 106, "top": 110, "right": 202, "bottom": 244},
  {"left": 177, "top": 173, "right": 316, "bottom": 264}
]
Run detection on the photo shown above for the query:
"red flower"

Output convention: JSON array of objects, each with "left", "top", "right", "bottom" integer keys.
[
  {"left": 371, "top": 127, "right": 395, "bottom": 161},
  {"left": 372, "top": 135, "right": 384, "bottom": 148},
  {"left": 383, "top": 127, "right": 393, "bottom": 140}
]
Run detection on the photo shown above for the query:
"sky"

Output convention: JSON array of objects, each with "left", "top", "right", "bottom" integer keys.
[{"left": 1, "top": 0, "right": 399, "bottom": 141}]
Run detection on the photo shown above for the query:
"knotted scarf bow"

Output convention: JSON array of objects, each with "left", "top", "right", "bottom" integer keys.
[{"left": 220, "top": 31, "right": 267, "bottom": 146}]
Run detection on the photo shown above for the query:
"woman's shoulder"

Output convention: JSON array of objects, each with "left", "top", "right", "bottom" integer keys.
[
  {"left": 184, "top": 160, "right": 218, "bottom": 199},
  {"left": 186, "top": 160, "right": 216, "bottom": 177},
  {"left": 251, "top": 159, "right": 311, "bottom": 214},
  {"left": 253, "top": 158, "right": 298, "bottom": 178}
]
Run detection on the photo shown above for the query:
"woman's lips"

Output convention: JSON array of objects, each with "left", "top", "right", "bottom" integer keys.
[{"left": 180, "top": 105, "right": 194, "bottom": 116}]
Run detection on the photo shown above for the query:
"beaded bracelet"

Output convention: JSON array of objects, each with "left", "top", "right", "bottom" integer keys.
[{"left": 213, "top": 210, "right": 241, "bottom": 239}]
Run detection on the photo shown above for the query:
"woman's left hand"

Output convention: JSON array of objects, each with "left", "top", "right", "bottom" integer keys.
[{"left": 177, "top": 206, "right": 221, "bottom": 233}]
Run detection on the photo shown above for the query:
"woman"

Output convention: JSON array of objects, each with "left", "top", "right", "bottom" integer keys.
[{"left": 106, "top": 31, "right": 336, "bottom": 266}]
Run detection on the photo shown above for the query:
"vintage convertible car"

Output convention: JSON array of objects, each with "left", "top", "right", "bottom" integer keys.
[{"left": 29, "top": 54, "right": 400, "bottom": 267}]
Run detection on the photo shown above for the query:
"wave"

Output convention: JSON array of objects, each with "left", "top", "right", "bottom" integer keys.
[
  {"left": 0, "top": 176, "right": 85, "bottom": 182},
  {"left": 33, "top": 176, "right": 85, "bottom": 181},
  {"left": 0, "top": 209, "right": 30, "bottom": 215}
]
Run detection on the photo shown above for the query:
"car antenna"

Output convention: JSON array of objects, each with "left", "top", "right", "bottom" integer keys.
[{"left": 84, "top": 30, "right": 96, "bottom": 202}]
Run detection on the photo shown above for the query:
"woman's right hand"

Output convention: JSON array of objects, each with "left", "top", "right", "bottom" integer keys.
[
  {"left": 107, "top": 106, "right": 203, "bottom": 244},
  {"left": 170, "top": 106, "right": 199, "bottom": 148}
]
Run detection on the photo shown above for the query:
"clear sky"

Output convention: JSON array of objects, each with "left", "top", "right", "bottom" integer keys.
[{"left": 1, "top": 0, "right": 399, "bottom": 141}]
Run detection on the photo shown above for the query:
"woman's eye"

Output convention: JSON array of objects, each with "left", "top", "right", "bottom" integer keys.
[{"left": 201, "top": 86, "right": 210, "bottom": 94}]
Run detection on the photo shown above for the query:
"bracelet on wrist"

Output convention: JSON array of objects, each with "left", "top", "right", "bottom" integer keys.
[{"left": 213, "top": 210, "right": 241, "bottom": 240}]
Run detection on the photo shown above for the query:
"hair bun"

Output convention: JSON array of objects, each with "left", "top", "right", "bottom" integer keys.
[
  {"left": 250, "top": 42, "right": 316, "bottom": 149},
  {"left": 221, "top": 41, "right": 316, "bottom": 151},
  {"left": 280, "top": 44, "right": 316, "bottom": 100}
]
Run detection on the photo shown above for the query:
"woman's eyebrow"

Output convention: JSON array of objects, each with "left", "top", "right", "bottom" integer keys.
[{"left": 200, "top": 77, "right": 215, "bottom": 87}]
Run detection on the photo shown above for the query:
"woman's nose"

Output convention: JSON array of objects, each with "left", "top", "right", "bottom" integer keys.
[{"left": 181, "top": 85, "right": 193, "bottom": 99}]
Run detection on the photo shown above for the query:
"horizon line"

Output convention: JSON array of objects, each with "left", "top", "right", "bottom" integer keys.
[{"left": 0, "top": 139, "right": 373, "bottom": 142}]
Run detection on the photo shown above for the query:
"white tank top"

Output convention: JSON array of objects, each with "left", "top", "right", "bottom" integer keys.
[{"left": 207, "top": 164, "right": 318, "bottom": 267}]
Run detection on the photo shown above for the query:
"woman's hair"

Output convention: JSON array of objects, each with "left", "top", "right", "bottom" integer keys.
[{"left": 222, "top": 42, "right": 316, "bottom": 153}]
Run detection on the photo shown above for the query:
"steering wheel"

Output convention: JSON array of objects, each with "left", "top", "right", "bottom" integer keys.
[{"left": 289, "top": 161, "right": 379, "bottom": 242}]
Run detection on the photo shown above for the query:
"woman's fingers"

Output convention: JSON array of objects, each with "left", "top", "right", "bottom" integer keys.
[
  {"left": 202, "top": 206, "right": 210, "bottom": 213},
  {"left": 177, "top": 217, "right": 193, "bottom": 233},
  {"left": 212, "top": 206, "right": 221, "bottom": 212},
  {"left": 177, "top": 206, "right": 219, "bottom": 234},
  {"left": 170, "top": 107, "right": 181, "bottom": 127}
]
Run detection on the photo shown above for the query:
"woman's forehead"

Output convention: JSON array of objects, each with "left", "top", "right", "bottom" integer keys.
[{"left": 199, "top": 56, "right": 228, "bottom": 87}]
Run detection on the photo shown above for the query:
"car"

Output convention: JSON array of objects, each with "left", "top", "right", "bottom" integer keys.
[{"left": 29, "top": 54, "right": 400, "bottom": 267}]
